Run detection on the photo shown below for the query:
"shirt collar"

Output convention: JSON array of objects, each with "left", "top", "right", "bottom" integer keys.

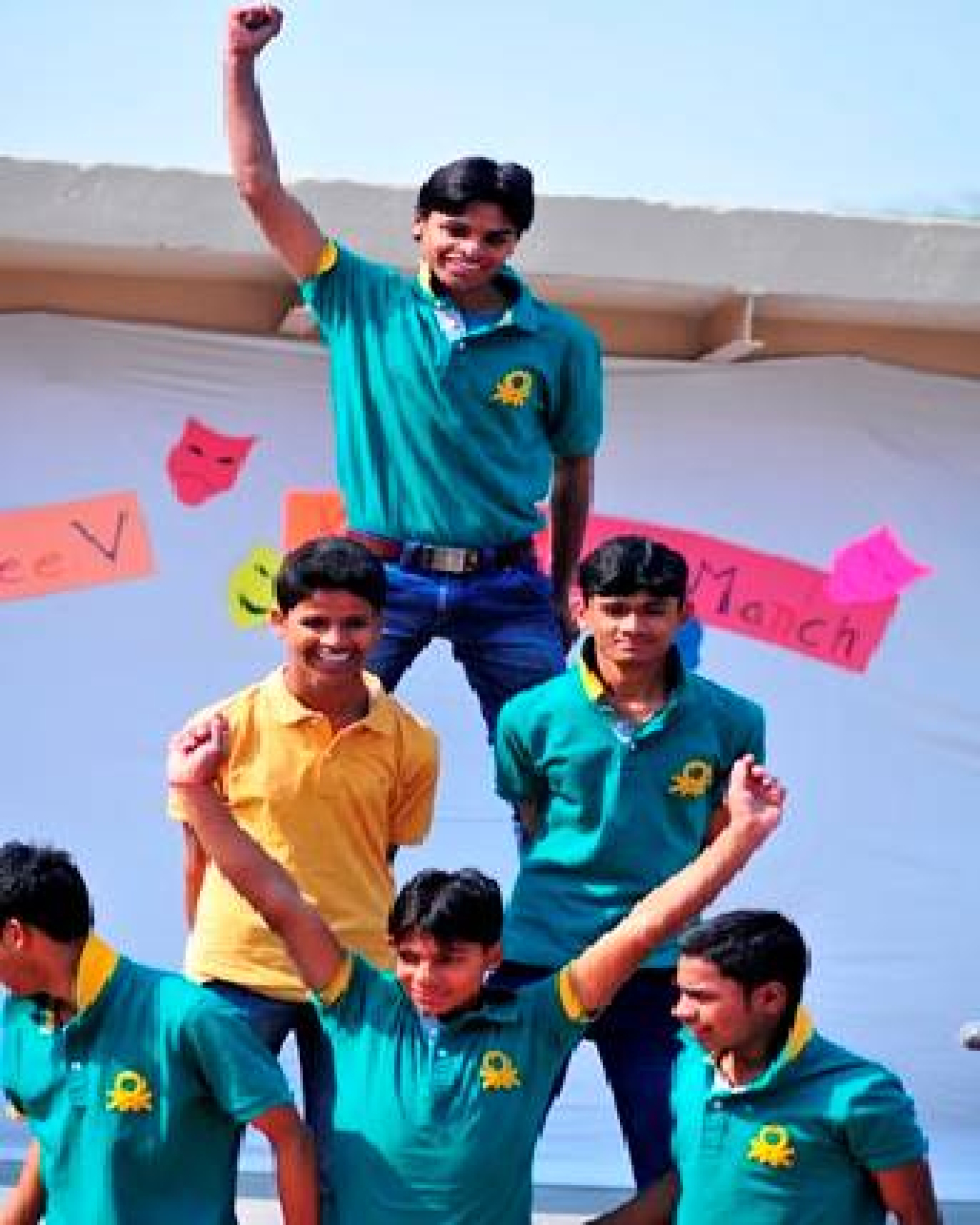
[
  {"left": 415, "top": 262, "right": 539, "bottom": 332},
  {"left": 576, "top": 638, "right": 685, "bottom": 706},
  {"left": 705, "top": 1006, "right": 816, "bottom": 1093},
  {"left": 268, "top": 668, "right": 394, "bottom": 735},
  {"left": 74, "top": 933, "right": 121, "bottom": 1013}
]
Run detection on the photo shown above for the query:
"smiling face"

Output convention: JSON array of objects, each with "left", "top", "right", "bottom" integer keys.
[
  {"left": 394, "top": 930, "right": 502, "bottom": 1019},
  {"left": 414, "top": 202, "right": 518, "bottom": 304},
  {"left": 272, "top": 590, "right": 381, "bottom": 704},
  {"left": 579, "top": 591, "right": 689, "bottom": 673}
]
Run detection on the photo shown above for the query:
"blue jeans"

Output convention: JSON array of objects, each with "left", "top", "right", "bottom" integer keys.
[
  {"left": 491, "top": 963, "right": 681, "bottom": 1188},
  {"left": 368, "top": 560, "right": 567, "bottom": 738},
  {"left": 206, "top": 982, "right": 334, "bottom": 1207}
]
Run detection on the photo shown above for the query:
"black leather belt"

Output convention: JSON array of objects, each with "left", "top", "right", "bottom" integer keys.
[{"left": 346, "top": 531, "right": 535, "bottom": 575}]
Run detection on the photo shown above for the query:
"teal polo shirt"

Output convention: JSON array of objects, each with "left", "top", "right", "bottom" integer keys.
[
  {"left": 300, "top": 242, "right": 602, "bottom": 546},
  {"left": 671, "top": 1009, "right": 928, "bottom": 1225},
  {"left": 312, "top": 954, "right": 591, "bottom": 1225},
  {"left": 497, "top": 642, "right": 765, "bottom": 970},
  {"left": 1, "top": 935, "right": 293, "bottom": 1225}
]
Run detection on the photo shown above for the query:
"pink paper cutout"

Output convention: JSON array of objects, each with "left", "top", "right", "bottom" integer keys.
[
  {"left": 825, "top": 526, "right": 932, "bottom": 605},
  {"left": 166, "top": 417, "right": 256, "bottom": 506}
]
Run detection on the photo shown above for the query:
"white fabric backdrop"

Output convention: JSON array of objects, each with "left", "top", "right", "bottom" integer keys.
[{"left": 1, "top": 314, "right": 977, "bottom": 1195}]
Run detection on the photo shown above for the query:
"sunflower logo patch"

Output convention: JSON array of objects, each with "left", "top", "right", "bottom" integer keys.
[
  {"left": 106, "top": 1069, "right": 153, "bottom": 1113},
  {"left": 491, "top": 369, "right": 534, "bottom": 407},
  {"left": 747, "top": 1124, "right": 796, "bottom": 1169},
  {"left": 479, "top": 1050, "right": 522, "bottom": 1091},
  {"left": 668, "top": 759, "right": 713, "bottom": 798}
]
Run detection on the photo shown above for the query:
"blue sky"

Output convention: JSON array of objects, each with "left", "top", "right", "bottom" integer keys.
[{"left": 4, "top": 0, "right": 978, "bottom": 215}]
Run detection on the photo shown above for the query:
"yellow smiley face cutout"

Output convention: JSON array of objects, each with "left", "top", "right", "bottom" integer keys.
[{"left": 227, "top": 544, "right": 282, "bottom": 629}]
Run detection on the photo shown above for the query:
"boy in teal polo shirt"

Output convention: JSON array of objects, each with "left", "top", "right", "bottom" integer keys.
[
  {"left": 168, "top": 709, "right": 785, "bottom": 1225},
  {"left": 0, "top": 842, "right": 316, "bottom": 1225},
  {"left": 224, "top": 6, "right": 602, "bottom": 738},
  {"left": 590, "top": 911, "right": 940, "bottom": 1225},
  {"left": 493, "top": 534, "right": 765, "bottom": 1188}
]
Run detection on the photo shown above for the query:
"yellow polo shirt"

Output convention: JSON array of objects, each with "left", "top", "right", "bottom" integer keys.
[{"left": 170, "top": 669, "right": 438, "bottom": 1001}]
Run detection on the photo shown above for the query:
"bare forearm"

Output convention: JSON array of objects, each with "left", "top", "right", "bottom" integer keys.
[
  {"left": 572, "top": 824, "right": 758, "bottom": 1012},
  {"left": 549, "top": 455, "right": 592, "bottom": 598},
  {"left": 182, "top": 825, "right": 206, "bottom": 928},
  {"left": 272, "top": 1124, "right": 318, "bottom": 1225},
  {"left": 175, "top": 785, "right": 305, "bottom": 933},
  {"left": 225, "top": 53, "right": 281, "bottom": 201},
  {"left": 0, "top": 1142, "right": 44, "bottom": 1225},
  {"left": 588, "top": 1173, "right": 676, "bottom": 1225}
]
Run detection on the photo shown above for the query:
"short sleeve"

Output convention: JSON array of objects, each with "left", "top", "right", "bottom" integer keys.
[
  {"left": 521, "top": 969, "right": 591, "bottom": 1060},
  {"left": 389, "top": 722, "right": 439, "bottom": 847},
  {"left": 299, "top": 243, "right": 402, "bottom": 340},
  {"left": 843, "top": 1068, "right": 927, "bottom": 1172},
  {"left": 313, "top": 956, "right": 404, "bottom": 1037},
  {"left": 181, "top": 997, "right": 293, "bottom": 1125},
  {"left": 494, "top": 695, "right": 541, "bottom": 805},
  {"left": 711, "top": 698, "right": 766, "bottom": 809},
  {"left": 546, "top": 318, "right": 603, "bottom": 457}
]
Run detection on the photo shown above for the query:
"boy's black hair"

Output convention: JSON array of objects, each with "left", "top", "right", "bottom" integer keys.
[
  {"left": 389, "top": 869, "right": 503, "bottom": 948},
  {"left": 680, "top": 910, "right": 810, "bottom": 1041},
  {"left": 417, "top": 156, "right": 535, "bottom": 235},
  {"left": 0, "top": 842, "right": 93, "bottom": 943},
  {"left": 275, "top": 536, "right": 386, "bottom": 614},
  {"left": 578, "top": 535, "right": 688, "bottom": 601}
]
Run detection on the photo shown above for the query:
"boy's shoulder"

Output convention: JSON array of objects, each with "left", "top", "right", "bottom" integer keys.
[
  {"left": 682, "top": 670, "right": 764, "bottom": 728},
  {"left": 523, "top": 283, "right": 600, "bottom": 351},
  {"left": 181, "top": 669, "right": 289, "bottom": 732},
  {"left": 499, "top": 666, "right": 579, "bottom": 726},
  {"left": 369, "top": 682, "right": 439, "bottom": 751}
]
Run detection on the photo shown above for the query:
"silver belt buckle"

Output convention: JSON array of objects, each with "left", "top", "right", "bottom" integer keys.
[{"left": 426, "top": 545, "right": 473, "bottom": 574}]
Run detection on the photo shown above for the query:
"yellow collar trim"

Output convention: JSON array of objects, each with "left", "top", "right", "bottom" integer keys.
[
  {"left": 75, "top": 934, "right": 120, "bottom": 1012},
  {"left": 782, "top": 1006, "right": 814, "bottom": 1061},
  {"left": 576, "top": 654, "right": 606, "bottom": 702},
  {"left": 270, "top": 668, "right": 392, "bottom": 734}
]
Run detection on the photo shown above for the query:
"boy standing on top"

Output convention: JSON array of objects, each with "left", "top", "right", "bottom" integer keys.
[
  {"left": 224, "top": 5, "right": 602, "bottom": 737},
  {"left": 493, "top": 535, "right": 765, "bottom": 1189},
  {"left": 170, "top": 536, "right": 437, "bottom": 1202}
]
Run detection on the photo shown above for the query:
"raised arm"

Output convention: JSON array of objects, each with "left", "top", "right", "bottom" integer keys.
[
  {"left": 225, "top": 5, "right": 326, "bottom": 279},
  {"left": 167, "top": 714, "right": 345, "bottom": 991},
  {"left": 569, "top": 756, "right": 784, "bottom": 1014},
  {"left": 549, "top": 454, "right": 593, "bottom": 649}
]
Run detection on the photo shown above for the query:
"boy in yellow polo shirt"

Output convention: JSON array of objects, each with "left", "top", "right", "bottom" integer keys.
[{"left": 169, "top": 535, "right": 438, "bottom": 1205}]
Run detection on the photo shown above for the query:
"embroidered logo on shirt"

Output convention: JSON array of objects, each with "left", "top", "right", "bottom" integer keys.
[
  {"left": 668, "top": 758, "right": 714, "bottom": 798},
  {"left": 747, "top": 1124, "right": 796, "bottom": 1168},
  {"left": 106, "top": 1070, "right": 153, "bottom": 1113},
  {"left": 479, "top": 1050, "right": 522, "bottom": 1091},
  {"left": 491, "top": 369, "right": 534, "bottom": 407}
]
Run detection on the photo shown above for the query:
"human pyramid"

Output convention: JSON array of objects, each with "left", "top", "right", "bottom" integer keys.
[{"left": 0, "top": 7, "right": 940, "bottom": 1225}]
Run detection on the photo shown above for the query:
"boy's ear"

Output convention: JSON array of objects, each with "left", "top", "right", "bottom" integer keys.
[
  {"left": 678, "top": 599, "right": 692, "bottom": 626},
  {"left": 483, "top": 941, "right": 504, "bottom": 973},
  {"left": 269, "top": 609, "right": 286, "bottom": 637}
]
